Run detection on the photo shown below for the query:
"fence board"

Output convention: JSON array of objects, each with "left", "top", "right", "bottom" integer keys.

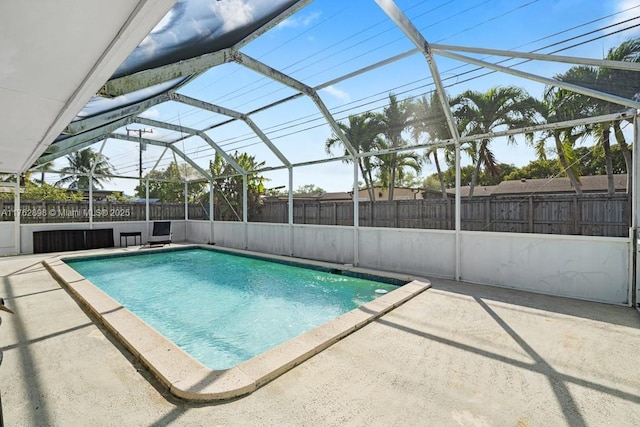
[
  {"left": 7, "top": 195, "right": 629, "bottom": 237},
  {"left": 254, "top": 193, "right": 630, "bottom": 237}
]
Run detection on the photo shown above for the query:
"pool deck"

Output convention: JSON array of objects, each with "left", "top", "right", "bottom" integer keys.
[
  {"left": 1, "top": 245, "right": 640, "bottom": 426},
  {"left": 42, "top": 245, "right": 430, "bottom": 401}
]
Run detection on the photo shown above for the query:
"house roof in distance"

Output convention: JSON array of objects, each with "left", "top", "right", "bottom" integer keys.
[
  {"left": 447, "top": 174, "right": 627, "bottom": 196},
  {"left": 493, "top": 174, "right": 627, "bottom": 195}
]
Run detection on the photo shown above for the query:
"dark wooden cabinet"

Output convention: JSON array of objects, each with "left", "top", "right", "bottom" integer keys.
[{"left": 33, "top": 229, "right": 114, "bottom": 254}]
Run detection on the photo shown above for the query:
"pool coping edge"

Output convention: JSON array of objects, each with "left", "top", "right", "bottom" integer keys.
[{"left": 42, "top": 245, "right": 430, "bottom": 401}]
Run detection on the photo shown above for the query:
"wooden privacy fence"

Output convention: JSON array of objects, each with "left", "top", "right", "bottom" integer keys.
[
  {"left": 253, "top": 193, "right": 631, "bottom": 237},
  {"left": 2, "top": 195, "right": 630, "bottom": 237}
]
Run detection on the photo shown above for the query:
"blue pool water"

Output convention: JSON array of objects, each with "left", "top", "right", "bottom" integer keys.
[{"left": 65, "top": 248, "right": 399, "bottom": 370}]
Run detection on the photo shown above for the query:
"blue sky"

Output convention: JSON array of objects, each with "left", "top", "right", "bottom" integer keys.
[{"left": 49, "top": 0, "right": 640, "bottom": 195}]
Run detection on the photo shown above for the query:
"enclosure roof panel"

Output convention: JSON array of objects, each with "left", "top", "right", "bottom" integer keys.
[
  {"left": 111, "top": 0, "right": 299, "bottom": 79},
  {"left": 0, "top": 0, "right": 176, "bottom": 174}
]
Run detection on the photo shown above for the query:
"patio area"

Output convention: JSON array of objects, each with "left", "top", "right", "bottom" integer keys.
[{"left": 1, "top": 248, "right": 639, "bottom": 426}]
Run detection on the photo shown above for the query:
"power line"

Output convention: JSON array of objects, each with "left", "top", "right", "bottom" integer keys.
[{"left": 110, "top": 4, "right": 640, "bottom": 173}]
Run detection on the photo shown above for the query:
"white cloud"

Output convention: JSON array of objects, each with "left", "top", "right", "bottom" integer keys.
[
  {"left": 608, "top": 0, "right": 640, "bottom": 39},
  {"left": 322, "top": 85, "right": 351, "bottom": 102},
  {"left": 277, "top": 11, "right": 322, "bottom": 29},
  {"left": 216, "top": 0, "right": 255, "bottom": 33},
  {"left": 612, "top": 0, "right": 640, "bottom": 23}
]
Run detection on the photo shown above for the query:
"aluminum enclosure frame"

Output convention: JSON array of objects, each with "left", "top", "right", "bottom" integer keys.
[{"left": 10, "top": 0, "right": 640, "bottom": 306}]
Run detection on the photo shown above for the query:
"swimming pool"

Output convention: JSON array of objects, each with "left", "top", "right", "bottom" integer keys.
[
  {"left": 45, "top": 245, "right": 430, "bottom": 400},
  {"left": 65, "top": 247, "right": 399, "bottom": 370}
]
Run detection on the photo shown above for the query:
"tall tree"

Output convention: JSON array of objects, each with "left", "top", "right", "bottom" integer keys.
[
  {"left": 55, "top": 148, "right": 113, "bottom": 190},
  {"left": 409, "top": 92, "right": 452, "bottom": 199},
  {"left": 325, "top": 112, "right": 383, "bottom": 201},
  {"left": 135, "top": 162, "right": 205, "bottom": 202},
  {"left": 30, "top": 161, "right": 54, "bottom": 185},
  {"left": 208, "top": 152, "right": 266, "bottom": 221},
  {"left": 539, "top": 71, "right": 593, "bottom": 194},
  {"left": 294, "top": 184, "right": 325, "bottom": 195},
  {"left": 378, "top": 94, "right": 414, "bottom": 200},
  {"left": 599, "top": 37, "right": 640, "bottom": 193},
  {"left": 553, "top": 37, "right": 640, "bottom": 194},
  {"left": 374, "top": 149, "right": 422, "bottom": 190},
  {"left": 451, "top": 86, "right": 539, "bottom": 197}
]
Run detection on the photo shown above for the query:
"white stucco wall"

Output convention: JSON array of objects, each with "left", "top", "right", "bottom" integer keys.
[
  {"left": 212, "top": 221, "right": 245, "bottom": 249},
  {"left": 291, "top": 225, "right": 355, "bottom": 264},
  {"left": 186, "top": 220, "right": 212, "bottom": 244},
  {"left": 247, "top": 223, "right": 290, "bottom": 256},
  {"left": 358, "top": 227, "right": 456, "bottom": 278},
  {"left": 460, "top": 231, "right": 630, "bottom": 305},
  {"left": 14, "top": 218, "right": 629, "bottom": 305},
  {"left": 188, "top": 221, "right": 631, "bottom": 305},
  {"left": 0, "top": 223, "right": 15, "bottom": 255}
]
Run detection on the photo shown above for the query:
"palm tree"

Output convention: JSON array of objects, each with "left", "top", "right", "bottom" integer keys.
[
  {"left": 409, "top": 92, "right": 452, "bottom": 199},
  {"left": 553, "top": 38, "right": 640, "bottom": 194},
  {"left": 55, "top": 149, "right": 113, "bottom": 190},
  {"left": 451, "top": 86, "right": 539, "bottom": 197},
  {"left": 538, "top": 78, "right": 591, "bottom": 194},
  {"left": 553, "top": 65, "right": 617, "bottom": 193},
  {"left": 600, "top": 37, "right": 640, "bottom": 193},
  {"left": 30, "top": 161, "right": 54, "bottom": 185},
  {"left": 209, "top": 151, "right": 266, "bottom": 221},
  {"left": 374, "top": 148, "right": 422, "bottom": 191},
  {"left": 325, "top": 112, "right": 383, "bottom": 201},
  {"left": 378, "top": 94, "right": 413, "bottom": 200}
]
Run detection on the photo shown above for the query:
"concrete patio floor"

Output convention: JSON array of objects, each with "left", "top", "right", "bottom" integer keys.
[{"left": 1, "top": 249, "right": 639, "bottom": 426}]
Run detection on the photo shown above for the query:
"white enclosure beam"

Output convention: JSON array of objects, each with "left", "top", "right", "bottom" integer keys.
[
  {"left": 244, "top": 116, "right": 292, "bottom": 167},
  {"left": 108, "top": 132, "right": 169, "bottom": 148},
  {"left": 149, "top": 146, "right": 169, "bottom": 176},
  {"left": 434, "top": 49, "right": 640, "bottom": 110},
  {"left": 373, "top": 0, "right": 459, "bottom": 143},
  {"left": 133, "top": 116, "right": 245, "bottom": 174},
  {"left": 64, "top": 93, "right": 171, "bottom": 135},
  {"left": 431, "top": 43, "right": 640, "bottom": 72},
  {"left": 243, "top": 173, "right": 248, "bottom": 250},
  {"left": 374, "top": 0, "right": 463, "bottom": 279},
  {"left": 168, "top": 145, "right": 212, "bottom": 181},
  {"left": 145, "top": 178, "right": 150, "bottom": 224},
  {"left": 236, "top": 0, "right": 313, "bottom": 49},
  {"left": 184, "top": 182, "right": 188, "bottom": 221},
  {"left": 634, "top": 111, "right": 640, "bottom": 310},
  {"left": 288, "top": 167, "right": 294, "bottom": 256},
  {"left": 455, "top": 138, "right": 461, "bottom": 280},
  {"left": 169, "top": 93, "right": 291, "bottom": 167},
  {"left": 353, "top": 161, "right": 359, "bottom": 266},
  {"left": 197, "top": 131, "right": 245, "bottom": 174},
  {"left": 134, "top": 116, "right": 200, "bottom": 136},
  {"left": 235, "top": 52, "right": 359, "bottom": 157},
  {"left": 14, "top": 174, "right": 20, "bottom": 254},
  {"left": 109, "top": 132, "right": 211, "bottom": 180},
  {"left": 99, "top": 49, "right": 232, "bottom": 97},
  {"left": 36, "top": 117, "right": 134, "bottom": 165},
  {"left": 99, "top": 1, "right": 313, "bottom": 97},
  {"left": 209, "top": 181, "right": 214, "bottom": 243},
  {"left": 317, "top": 48, "right": 419, "bottom": 90},
  {"left": 170, "top": 93, "right": 244, "bottom": 118}
]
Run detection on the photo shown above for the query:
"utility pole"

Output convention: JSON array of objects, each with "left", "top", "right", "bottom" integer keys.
[{"left": 126, "top": 128, "right": 153, "bottom": 187}]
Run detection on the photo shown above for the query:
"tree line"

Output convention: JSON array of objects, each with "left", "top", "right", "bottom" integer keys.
[
  {"left": 325, "top": 37, "right": 640, "bottom": 199},
  {"left": 12, "top": 37, "right": 639, "bottom": 208}
]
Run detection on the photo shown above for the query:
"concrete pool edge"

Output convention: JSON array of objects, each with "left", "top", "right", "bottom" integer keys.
[{"left": 42, "top": 245, "right": 431, "bottom": 401}]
